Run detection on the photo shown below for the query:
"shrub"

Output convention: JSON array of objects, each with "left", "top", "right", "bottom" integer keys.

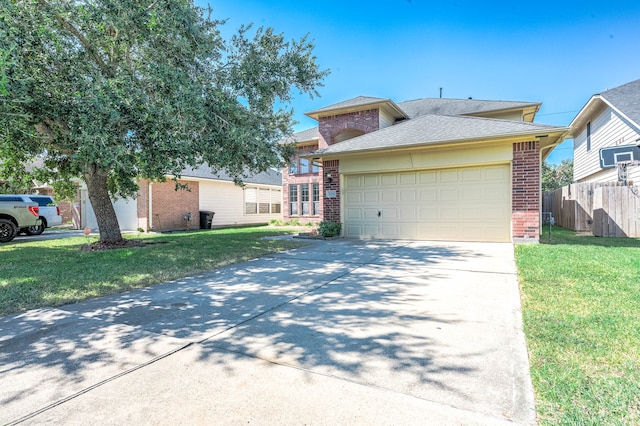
[{"left": 318, "top": 221, "right": 341, "bottom": 237}]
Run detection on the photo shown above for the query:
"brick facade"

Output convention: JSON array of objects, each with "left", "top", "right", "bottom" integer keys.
[
  {"left": 139, "top": 179, "right": 200, "bottom": 231},
  {"left": 322, "top": 160, "right": 340, "bottom": 222},
  {"left": 284, "top": 109, "right": 382, "bottom": 223},
  {"left": 512, "top": 141, "right": 541, "bottom": 241},
  {"left": 318, "top": 109, "right": 379, "bottom": 148}
]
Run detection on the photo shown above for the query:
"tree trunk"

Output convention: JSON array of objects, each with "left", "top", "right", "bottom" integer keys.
[{"left": 84, "top": 165, "right": 124, "bottom": 244}]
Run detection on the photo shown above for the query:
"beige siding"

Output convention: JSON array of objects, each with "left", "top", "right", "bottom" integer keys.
[
  {"left": 340, "top": 143, "right": 513, "bottom": 175},
  {"left": 199, "top": 180, "right": 282, "bottom": 226},
  {"left": 574, "top": 105, "right": 640, "bottom": 182},
  {"left": 379, "top": 110, "right": 395, "bottom": 129}
]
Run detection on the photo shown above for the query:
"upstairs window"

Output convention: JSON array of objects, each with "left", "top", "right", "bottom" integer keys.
[
  {"left": 289, "top": 158, "right": 320, "bottom": 175},
  {"left": 587, "top": 121, "right": 591, "bottom": 152}
]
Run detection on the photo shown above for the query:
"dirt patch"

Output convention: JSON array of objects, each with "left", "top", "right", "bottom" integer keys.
[{"left": 81, "top": 239, "right": 144, "bottom": 251}]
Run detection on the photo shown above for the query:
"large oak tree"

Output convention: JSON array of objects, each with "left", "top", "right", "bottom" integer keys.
[{"left": 0, "top": 0, "right": 327, "bottom": 243}]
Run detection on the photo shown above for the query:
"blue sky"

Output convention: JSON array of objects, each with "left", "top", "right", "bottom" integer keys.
[{"left": 197, "top": 1, "right": 640, "bottom": 164}]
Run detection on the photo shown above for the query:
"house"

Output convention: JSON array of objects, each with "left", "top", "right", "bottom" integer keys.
[
  {"left": 82, "top": 166, "right": 283, "bottom": 232},
  {"left": 283, "top": 96, "right": 569, "bottom": 242},
  {"left": 571, "top": 79, "right": 640, "bottom": 183}
]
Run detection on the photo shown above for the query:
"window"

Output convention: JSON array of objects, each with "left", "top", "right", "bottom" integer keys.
[
  {"left": 587, "top": 121, "right": 591, "bottom": 152},
  {"left": 245, "top": 187, "right": 257, "bottom": 214},
  {"left": 289, "top": 161, "right": 298, "bottom": 175},
  {"left": 312, "top": 183, "right": 320, "bottom": 215},
  {"left": 259, "top": 189, "right": 270, "bottom": 214},
  {"left": 245, "top": 187, "right": 281, "bottom": 215},
  {"left": 301, "top": 184, "right": 310, "bottom": 215},
  {"left": 271, "top": 189, "right": 281, "bottom": 213},
  {"left": 289, "top": 185, "right": 298, "bottom": 215},
  {"left": 300, "top": 158, "right": 310, "bottom": 174},
  {"left": 289, "top": 157, "right": 319, "bottom": 175}
]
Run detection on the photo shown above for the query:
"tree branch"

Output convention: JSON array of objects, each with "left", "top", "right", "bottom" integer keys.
[{"left": 36, "top": 0, "right": 116, "bottom": 78}]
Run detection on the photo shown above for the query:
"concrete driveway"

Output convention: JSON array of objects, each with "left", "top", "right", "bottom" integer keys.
[{"left": 0, "top": 239, "right": 535, "bottom": 425}]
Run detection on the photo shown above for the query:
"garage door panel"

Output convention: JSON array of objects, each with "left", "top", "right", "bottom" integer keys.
[
  {"left": 346, "top": 208, "right": 363, "bottom": 220},
  {"left": 363, "top": 209, "right": 380, "bottom": 219},
  {"left": 400, "top": 207, "right": 417, "bottom": 220},
  {"left": 400, "top": 173, "right": 416, "bottom": 185},
  {"left": 462, "top": 169, "right": 482, "bottom": 182},
  {"left": 363, "top": 191, "right": 379, "bottom": 203},
  {"left": 420, "top": 190, "right": 437, "bottom": 201},
  {"left": 381, "top": 173, "right": 397, "bottom": 186},
  {"left": 343, "top": 164, "right": 510, "bottom": 242},
  {"left": 381, "top": 208, "right": 397, "bottom": 220},
  {"left": 419, "top": 171, "right": 437, "bottom": 184},
  {"left": 440, "top": 189, "right": 459, "bottom": 201},
  {"left": 381, "top": 190, "right": 397, "bottom": 202},
  {"left": 364, "top": 175, "right": 379, "bottom": 186},
  {"left": 345, "top": 192, "right": 363, "bottom": 203},
  {"left": 440, "top": 170, "right": 459, "bottom": 183}
]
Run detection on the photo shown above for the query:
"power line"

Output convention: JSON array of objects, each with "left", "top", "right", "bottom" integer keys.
[{"left": 537, "top": 110, "right": 580, "bottom": 117}]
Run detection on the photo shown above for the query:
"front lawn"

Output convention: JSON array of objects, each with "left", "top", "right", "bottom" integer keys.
[
  {"left": 0, "top": 226, "right": 307, "bottom": 317},
  {"left": 515, "top": 226, "right": 640, "bottom": 425}
]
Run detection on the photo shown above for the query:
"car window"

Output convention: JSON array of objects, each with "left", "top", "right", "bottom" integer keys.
[
  {"left": 28, "top": 196, "right": 55, "bottom": 206},
  {"left": 0, "top": 195, "right": 24, "bottom": 202}
]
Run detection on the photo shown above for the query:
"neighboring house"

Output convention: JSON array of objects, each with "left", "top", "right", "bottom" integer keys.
[
  {"left": 283, "top": 96, "right": 569, "bottom": 242},
  {"left": 82, "top": 166, "right": 282, "bottom": 232},
  {"left": 571, "top": 78, "right": 640, "bottom": 183}
]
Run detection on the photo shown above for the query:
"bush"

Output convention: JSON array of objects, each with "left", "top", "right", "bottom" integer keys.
[{"left": 318, "top": 221, "right": 341, "bottom": 237}]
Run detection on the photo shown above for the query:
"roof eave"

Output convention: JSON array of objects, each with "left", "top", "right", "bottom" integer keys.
[
  {"left": 310, "top": 127, "right": 570, "bottom": 160},
  {"left": 305, "top": 99, "right": 408, "bottom": 121}
]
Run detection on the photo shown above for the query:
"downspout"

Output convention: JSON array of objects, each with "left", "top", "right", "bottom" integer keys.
[{"left": 148, "top": 182, "right": 153, "bottom": 231}]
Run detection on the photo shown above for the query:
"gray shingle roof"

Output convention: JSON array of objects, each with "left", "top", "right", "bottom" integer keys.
[
  {"left": 180, "top": 164, "right": 282, "bottom": 186},
  {"left": 397, "top": 98, "right": 540, "bottom": 119},
  {"left": 316, "top": 114, "right": 567, "bottom": 156},
  {"left": 306, "top": 96, "right": 389, "bottom": 116},
  {"left": 282, "top": 127, "right": 319, "bottom": 144},
  {"left": 599, "top": 79, "right": 640, "bottom": 127}
]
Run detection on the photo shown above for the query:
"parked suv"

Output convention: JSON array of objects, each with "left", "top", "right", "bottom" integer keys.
[{"left": 0, "top": 194, "right": 63, "bottom": 235}]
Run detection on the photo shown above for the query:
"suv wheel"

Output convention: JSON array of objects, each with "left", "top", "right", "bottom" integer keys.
[
  {"left": 0, "top": 219, "right": 18, "bottom": 243},
  {"left": 25, "top": 223, "right": 45, "bottom": 236}
]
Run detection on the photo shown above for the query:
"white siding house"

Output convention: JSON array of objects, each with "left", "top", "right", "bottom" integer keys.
[
  {"left": 571, "top": 79, "right": 640, "bottom": 183},
  {"left": 80, "top": 166, "right": 282, "bottom": 232}
]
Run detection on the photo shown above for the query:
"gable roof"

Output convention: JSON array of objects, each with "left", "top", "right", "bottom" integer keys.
[
  {"left": 599, "top": 79, "right": 640, "bottom": 127},
  {"left": 305, "top": 96, "right": 408, "bottom": 120},
  {"left": 180, "top": 164, "right": 282, "bottom": 186},
  {"left": 315, "top": 114, "right": 568, "bottom": 156},
  {"left": 570, "top": 79, "right": 640, "bottom": 136}
]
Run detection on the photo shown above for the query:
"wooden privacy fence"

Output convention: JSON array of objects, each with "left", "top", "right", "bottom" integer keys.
[{"left": 542, "top": 182, "right": 640, "bottom": 237}]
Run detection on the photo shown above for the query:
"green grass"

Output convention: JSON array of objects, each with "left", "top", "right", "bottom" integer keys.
[
  {"left": 515, "top": 226, "right": 640, "bottom": 425},
  {"left": 0, "top": 226, "right": 308, "bottom": 317}
]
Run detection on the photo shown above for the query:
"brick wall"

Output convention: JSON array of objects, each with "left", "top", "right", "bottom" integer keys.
[
  {"left": 318, "top": 109, "right": 379, "bottom": 148},
  {"left": 147, "top": 180, "right": 200, "bottom": 231},
  {"left": 322, "top": 160, "right": 340, "bottom": 222},
  {"left": 512, "top": 141, "right": 540, "bottom": 241}
]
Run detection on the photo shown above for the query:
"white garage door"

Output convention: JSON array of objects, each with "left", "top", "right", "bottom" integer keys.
[
  {"left": 343, "top": 164, "right": 511, "bottom": 242},
  {"left": 84, "top": 194, "right": 139, "bottom": 231}
]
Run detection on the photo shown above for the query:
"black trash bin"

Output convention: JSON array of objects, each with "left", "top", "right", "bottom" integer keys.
[{"left": 199, "top": 211, "right": 215, "bottom": 229}]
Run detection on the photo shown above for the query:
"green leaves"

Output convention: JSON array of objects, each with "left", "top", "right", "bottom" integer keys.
[{"left": 1, "top": 0, "right": 327, "bottom": 240}]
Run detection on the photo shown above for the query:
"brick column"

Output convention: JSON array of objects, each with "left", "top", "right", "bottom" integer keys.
[
  {"left": 512, "top": 141, "right": 540, "bottom": 241},
  {"left": 322, "top": 160, "right": 340, "bottom": 222}
]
